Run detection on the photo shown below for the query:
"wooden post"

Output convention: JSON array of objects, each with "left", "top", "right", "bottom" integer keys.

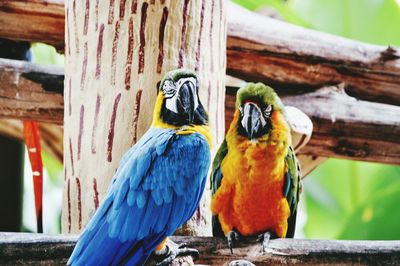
[{"left": 62, "top": 0, "right": 227, "bottom": 236}]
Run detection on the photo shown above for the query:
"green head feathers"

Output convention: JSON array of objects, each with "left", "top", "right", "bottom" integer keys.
[
  {"left": 236, "top": 82, "right": 284, "bottom": 112},
  {"left": 160, "top": 69, "right": 198, "bottom": 90}
]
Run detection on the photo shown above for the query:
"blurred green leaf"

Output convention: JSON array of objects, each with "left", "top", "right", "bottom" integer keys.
[
  {"left": 339, "top": 185, "right": 400, "bottom": 240},
  {"left": 42, "top": 152, "right": 63, "bottom": 185},
  {"left": 304, "top": 159, "right": 400, "bottom": 240},
  {"left": 288, "top": 0, "right": 400, "bottom": 46},
  {"left": 31, "top": 43, "right": 64, "bottom": 66},
  {"left": 232, "top": 0, "right": 310, "bottom": 26}
]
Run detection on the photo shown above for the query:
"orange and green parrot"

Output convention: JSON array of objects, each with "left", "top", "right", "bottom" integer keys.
[
  {"left": 68, "top": 69, "right": 212, "bottom": 265},
  {"left": 211, "top": 82, "right": 301, "bottom": 254}
]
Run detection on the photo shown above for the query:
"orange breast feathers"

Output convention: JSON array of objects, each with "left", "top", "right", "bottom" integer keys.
[{"left": 211, "top": 110, "right": 291, "bottom": 237}]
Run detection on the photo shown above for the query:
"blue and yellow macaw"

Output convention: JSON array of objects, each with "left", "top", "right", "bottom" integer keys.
[{"left": 68, "top": 69, "right": 212, "bottom": 265}]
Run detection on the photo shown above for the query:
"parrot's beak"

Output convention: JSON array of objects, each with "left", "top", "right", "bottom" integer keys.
[
  {"left": 241, "top": 102, "right": 267, "bottom": 140},
  {"left": 177, "top": 80, "right": 199, "bottom": 124}
]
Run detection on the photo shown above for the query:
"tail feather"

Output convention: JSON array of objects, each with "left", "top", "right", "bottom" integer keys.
[
  {"left": 285, "top": 209, "right": 297, "bottom": 238},
  {"left": 119, "top": 232, "right": 167, "bottom": 266},
  {"left": 69, "top": 221, "right": 168, "bottom": 266},
  {"left": 212, "top": 215, "right": 225, "bottom": 237},
  {"left": 110, "top": 240, "right": 140, "bottom": 265}
]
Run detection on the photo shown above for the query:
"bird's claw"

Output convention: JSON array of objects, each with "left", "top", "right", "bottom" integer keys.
[
  {"left": 155, "top": 241, "right": 199, "bottom": 266},
  {"left": 227, "top": 230, "right": 241, "bottom": 254},
  {"left": 258, "top": 232, "right": 271, "bottom": 254}
]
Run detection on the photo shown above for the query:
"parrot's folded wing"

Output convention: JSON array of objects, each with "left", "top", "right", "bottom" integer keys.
[
  {"left": 283, "top": 145, "right": 302, "bottom": 238},
  {"left": 210, "top": 139, "right": 228, "bottom": 237}
]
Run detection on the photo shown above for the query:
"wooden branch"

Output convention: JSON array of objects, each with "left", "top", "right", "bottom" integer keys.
[
  {"left": 1, "top": 233, "right": 400, "bottom": 265},
  {"left": 283, "top": 87, "right": 400, "bottom": 164},
  {"left": 227, "top": 3, "right": 400, "bottom": 106},
  {"left": 226, "top": 86, "right": 400, "bottom": 165},
  {"left": 1, "top": 1, "right": 399, "bottom": 105},
  {"left": 0, "top": 0, "right": 64, "bottom": 50},
  {"left": 0, "top": 58, "right": 64, "bottom": 124}
]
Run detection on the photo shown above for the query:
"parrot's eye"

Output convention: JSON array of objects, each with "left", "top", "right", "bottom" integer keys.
[
  {"left": 162, "top": 80, "right": 176, "bottom": 98},
  {"left": 263, "top": 105, "right": 272, "bottom": 117}
]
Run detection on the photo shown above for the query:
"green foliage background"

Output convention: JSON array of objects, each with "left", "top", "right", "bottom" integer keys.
[{"left": 234, "top": 0, "right": 400, "bottom": 240}]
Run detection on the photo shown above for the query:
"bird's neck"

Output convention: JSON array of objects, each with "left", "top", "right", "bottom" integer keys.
[
  {"left": 228, "top": 110, "right": 291, "bottom": 147},
  {"left": 151, "top": 93, "right": 213, "bottom": 148}
]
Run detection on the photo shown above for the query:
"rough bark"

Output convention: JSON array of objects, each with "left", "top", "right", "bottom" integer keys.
[
  {"left": 0, "top": 0, "right": 64, "bottom": 50},
  {"left": 63, "top": 0, "right": 227, "bottom": 236},
  {"left": 1, "top": 232, "right": 400, "bottom": 265},
  {"left": 227, "top": 3, "right": 400, "bottom": 106},
  {"left": 0, "top": 58, "right": 63, "bottom": 124}
]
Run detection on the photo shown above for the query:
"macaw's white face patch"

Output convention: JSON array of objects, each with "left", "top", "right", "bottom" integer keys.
[{"left": 164, "top": 77, "right": 198, "bottom": 114}]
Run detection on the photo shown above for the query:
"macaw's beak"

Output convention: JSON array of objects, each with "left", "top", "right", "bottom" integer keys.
[
  {"left": 240, "top": 102, "right": 267, "bottom": 140},
  {"left": 177, "top": 80, "right": 198, "bottom": 124}
]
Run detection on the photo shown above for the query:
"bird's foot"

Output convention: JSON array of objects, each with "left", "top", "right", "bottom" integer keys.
[
  {"left": 155, "top": 240, "right": 199, "bottom": 266},
  {"left": 257, "top": 231, "right": 274, "bottom": 254},
  {"left": 226, "top": 230, "right": 241, "bottom": 254},
  {"left": 228, "top": 260, "right": 256, "bottom": 266}
]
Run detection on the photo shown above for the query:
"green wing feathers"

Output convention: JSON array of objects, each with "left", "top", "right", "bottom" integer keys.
[
  {"left": 283, "top": 145, "right": 302, "bottom": 238},
  {"left": 210, "top": 139, "right": 228, "bottom": 237},
  {"left": 210, "top": 139, "right": 228, "bottom": 195}
]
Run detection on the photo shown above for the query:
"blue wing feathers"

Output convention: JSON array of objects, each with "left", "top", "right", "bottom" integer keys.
[
  {"left": 136, "top": 190, "right": 149, "bottom": 208},
  {"left": 68, "top": 128, "right": 210, "bottom": 265}
]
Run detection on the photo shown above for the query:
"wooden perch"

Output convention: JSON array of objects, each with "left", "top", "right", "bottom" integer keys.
[
  {"left": 227, "top": 3, "right": 400, "bottom": 106},
  {"left": 1, "top": 59, "right": 400, "bottom": 164},
  {"left": 0, "top": 58, "right": 63, "bottom": 124},
  {"left": 0, "top": 0, "right": 64, "bottom": 50},
  {"left": 1, "top": 1, "right": 399, "bottom": 105},
  {"left": 1, "top": 232, "right": 400, "bottom": 265}
]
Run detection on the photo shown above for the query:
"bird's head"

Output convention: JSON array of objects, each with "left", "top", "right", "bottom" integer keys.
[
  {"left": 236, "top": 83, "right": 284, "bottom": 140},
  {"left": 156, "top": 69, "right": 208, "bottom": 127}
]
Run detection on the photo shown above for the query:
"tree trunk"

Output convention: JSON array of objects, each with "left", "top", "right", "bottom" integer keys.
[{"left": 62, "top": 0, "right": 226, "bottom": 236}]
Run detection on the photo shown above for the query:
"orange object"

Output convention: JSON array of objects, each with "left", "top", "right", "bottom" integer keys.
[{"left": 23, "top": 121, "right": 43, "bottom": 233}]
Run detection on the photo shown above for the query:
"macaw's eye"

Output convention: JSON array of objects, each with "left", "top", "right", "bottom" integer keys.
[
  {"left": 163, "top": 80, "right": 176, "bottom": 98},
  {"left": 263, "top": 105, "right": 272, "bottom": 117}
]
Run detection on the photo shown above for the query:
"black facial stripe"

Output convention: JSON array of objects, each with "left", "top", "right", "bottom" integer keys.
[
  {"left": 237, "top": 102, "right": 272, "bottom": 139},
  {"left": 161, "top": 101, "right": 208, "bottom": 126},
  {"left": 160, "top": 77, "right": 208, "bottom": 126}
]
